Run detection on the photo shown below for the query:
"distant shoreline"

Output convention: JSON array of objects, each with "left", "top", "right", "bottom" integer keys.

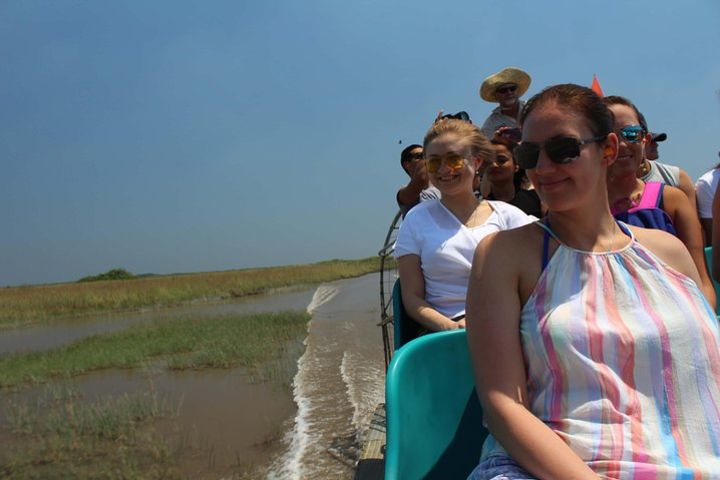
[{"left": 0, "top": 257, "right": 385, "bottom": 329}]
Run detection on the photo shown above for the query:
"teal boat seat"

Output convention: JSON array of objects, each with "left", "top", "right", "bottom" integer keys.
[
  {"left": 704, "top": 246, "right": 720, "bottom": 315},
  {"left": 385, "top": 329, "right": 488, "bottom": 480},
  {"left": 392, "top": 280, "right": 424, "bottom": 350}
]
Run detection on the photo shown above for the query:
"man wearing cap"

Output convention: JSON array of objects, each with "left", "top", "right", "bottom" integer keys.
[
  {"left": 645, "top": 132, "right": 667, "bottom": 161},
  {"left": 635, "top": 122, "right": 697, "bottom": 212},
  {"left": 479, "top": 67, "right": 531, "bottom": 138}
]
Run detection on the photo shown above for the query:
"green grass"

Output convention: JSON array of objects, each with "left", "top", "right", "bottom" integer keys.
[
  {"left": 1, "top": 385, "right": 182, "bottom": 479},
  {"left": 0, "top": 311, "right": 310, "bottom": 388},
  {"left": 0, "top": 257, "right": 380, "bottom": 328}
]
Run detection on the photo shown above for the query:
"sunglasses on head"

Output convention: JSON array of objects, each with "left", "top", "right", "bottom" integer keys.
[
  {"left": 513, "top": 135, "right": 607, "bottom": 170},
  {"left": 407, "top": 151, "right": 424, "bottom": 161},
  {"left": 617, "top": 125, "right": 645, "bottom": 144},
  {"left": 440, "top": 111, "right": 471, "bottom": 123},
  {"left": 496, "top": 84, "right": 517, "bottom": 95},
  {"left": 425, "top": 152, "right": 469, "bottom": 174}
]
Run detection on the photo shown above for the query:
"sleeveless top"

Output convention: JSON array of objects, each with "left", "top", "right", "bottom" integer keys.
[
  {"left": 480, "top": 221, "right": 720, "bottom": 479},
  {"left": 641, "top": 161, "right": 681, "bottom": 187},
  {"left": 612, "top": 182, "right": 677, "bottom": 236}
]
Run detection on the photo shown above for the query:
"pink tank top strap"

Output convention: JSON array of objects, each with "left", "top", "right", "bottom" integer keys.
[{"left": 628, "top": 181, "right": 662, "bottom": 212}]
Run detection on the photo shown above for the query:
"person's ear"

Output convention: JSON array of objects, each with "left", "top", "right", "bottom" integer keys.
[{"left": 603, "top": 133, "right": 619, "bottom": 167}]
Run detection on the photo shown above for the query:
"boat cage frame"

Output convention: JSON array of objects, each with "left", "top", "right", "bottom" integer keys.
[{"left": 378, "top": 210, "right": 402, "bottom": 370}]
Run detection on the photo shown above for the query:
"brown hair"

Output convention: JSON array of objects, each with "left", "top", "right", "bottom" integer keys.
[
  {"left": 602, "top": 95, "right": 646, "bottom": 131},
  {"left": 423, "top": 118, "right": 494, "bottom": 164},
  {"left": 520, "top": 84, "right": 613, "bottom": 137}
]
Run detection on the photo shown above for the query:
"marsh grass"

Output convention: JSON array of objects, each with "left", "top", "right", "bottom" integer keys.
[
  {"left": 0, "top": 311, "right": 310, "bottom": 388},
  {"left": 1, "top": 384, "right": 182, "bottom": 479},
  {"left": 0, "top": 257, "right": 380, "bottom": 328}
]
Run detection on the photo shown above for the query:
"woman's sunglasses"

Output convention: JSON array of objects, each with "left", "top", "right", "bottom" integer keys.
[
  {"left": 513, "top": 135, "right": 607, "bottom": 170},
  {"left": 617, "top": 125, "right": 645, "bottom": 144},
  {"left": 425, "top": 152, "right": 468, "bottom": 173}
]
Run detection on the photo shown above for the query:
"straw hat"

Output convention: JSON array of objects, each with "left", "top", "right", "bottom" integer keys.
[{"left": 479, "top": 67, "right": 531, "bottom": 102}]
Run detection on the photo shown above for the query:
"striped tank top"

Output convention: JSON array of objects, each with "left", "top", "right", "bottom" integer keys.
[{"left": 480, "top": 222, "right": 720, "bottom": 479}]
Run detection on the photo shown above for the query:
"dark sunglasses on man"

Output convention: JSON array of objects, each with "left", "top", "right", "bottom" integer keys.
[{"left": 496, "top": 84, "right": 518, "bottom": 95}]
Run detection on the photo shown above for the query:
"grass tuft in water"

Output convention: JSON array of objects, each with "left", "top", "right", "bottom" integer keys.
[{"left": 0, "top": 311, "right": 310, "bottom": 388}]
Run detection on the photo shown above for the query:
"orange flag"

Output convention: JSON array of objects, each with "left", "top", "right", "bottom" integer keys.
[{"left": 591, "top": 74, "right": 604, "bottom": 97}]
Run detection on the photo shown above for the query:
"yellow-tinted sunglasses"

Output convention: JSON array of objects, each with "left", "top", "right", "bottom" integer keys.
[{"left": 425, "top": 152, "right": 469, "bottom": 174}]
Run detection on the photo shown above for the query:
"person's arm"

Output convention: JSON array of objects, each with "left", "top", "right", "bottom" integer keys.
[
  {"left": 396, "top": 159, "right": 430, "bottom": 210},
  {"left": 397, "top": 254, "right": 461, "bottom": 331},
  {"left": 664, "top": 186, "right": 716, "bottom": 308},
  {"left": 696, "top": 177, "right": 714, "bottom": 245},
  {"left": 677, "top": 169, "right": 698, "bottom": 215},
  {"left": 711, "top": 185, "right": 720, "bottom": 282},
  {"left": 466, "top": 231, "right": 599, "bottom": 480}
]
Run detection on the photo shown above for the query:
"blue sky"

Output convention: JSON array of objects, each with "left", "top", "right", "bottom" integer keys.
[{"left": 2, "top": 0, "right": 720, "bottom": 286}]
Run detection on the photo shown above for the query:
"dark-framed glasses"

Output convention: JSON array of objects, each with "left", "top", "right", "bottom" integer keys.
[
  {"left": 425, "top": 152, "right": 469, "bottom": 173},
  {"left": 496, "top": 84, "right": 518, "bottom": 95},
  {"left": 617, "top": 125, "right": 645, "bottom": 144},
  {"left": 513, "top": 135, "right": 607, "bottom": 170}
]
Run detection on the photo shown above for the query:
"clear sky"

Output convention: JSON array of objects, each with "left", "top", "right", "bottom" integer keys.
[{"left": 2, "top": 0, "right": 720, "bottom": 286}]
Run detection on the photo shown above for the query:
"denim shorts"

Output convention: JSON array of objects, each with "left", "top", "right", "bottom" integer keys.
[{"left": 466, "top": 455, "right": 537, "bottom": 480}]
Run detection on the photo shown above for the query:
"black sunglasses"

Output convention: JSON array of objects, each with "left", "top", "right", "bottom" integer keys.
[
  {"left": 514, "top": 135, "right": 607, "bottom": 170},
  {"left": 496, "top": 85, "right": 517, "bottom": 95}
]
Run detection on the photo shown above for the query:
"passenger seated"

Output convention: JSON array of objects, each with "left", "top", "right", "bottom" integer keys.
[
  {"left": 466, "top": 83, "right": 720, "bottom": 479},
  {"left": 485, "top": 137, "right": 542, "bottom": 217},
  {"left": 393, "top": 118, "right": 533, "bottom": 332},
  {"left": 396, "top": 144, "right": 440, "bottom": 217},
  {"left": 603, "top": 95, "right": 715, "bottom": 307},
  {"left": 695, "top": 157, "right": 720, "bottom": 244},
  {"left": 636, "top": 120, "right": 697, "bottom": 209}
]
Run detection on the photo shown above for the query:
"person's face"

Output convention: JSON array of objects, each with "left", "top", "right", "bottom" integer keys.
[
  {"left": 607, "top": 104, "right": 649, "bottom": 177},
  {"left": 401, "top": 147, "right": 423, "bottom": 176},
  {"left": 522, "top": 103, "right": 615, "bottom": 212},
  {"left": 486, "top": 144, "right": 517, "bottom": 184},
  {"left": 495, "top": 83, "right": 519, "bottom": 109},
  {"left": 424, "top": 133, "right": 479, "bottom": 196},
  {"left": 645, "top": 139, "right": 659, "bottom": 160}
]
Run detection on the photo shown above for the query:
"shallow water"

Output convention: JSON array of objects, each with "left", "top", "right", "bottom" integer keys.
[
  {"left": 0, "top": 286, "right": 316, "bottom": 356},
  {"left": 0, "top": 366, "right": 299, "bottom": 479},
  {"left": 0, "top": 273, "right": 386, "bottom": 479},
  {"left": 269, "top": 272, "right": 385, "bottom": 479}
]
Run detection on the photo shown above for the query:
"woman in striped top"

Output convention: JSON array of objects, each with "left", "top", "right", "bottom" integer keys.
[{"left": 465, "top": 84, "right": 720, "bottom": 480}]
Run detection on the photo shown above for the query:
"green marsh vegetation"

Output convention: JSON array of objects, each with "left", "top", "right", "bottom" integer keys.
[
  {"left": 0, "top": 257, "right": 380, "bottom": 328},
  {"left": 0, "top": 311, "right": 309, "bottom": 478},
  {"left": 0, "top": 311, "right": 310, "bottom": 388}
]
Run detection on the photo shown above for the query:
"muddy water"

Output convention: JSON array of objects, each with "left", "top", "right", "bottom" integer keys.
[
  {"left": 0, "top": 367, "right": 299, "bottom": 478},
  {"left": 0, "top": 286, "right": 316, "bottom": 356},
  {"left": 0, "top": 273, "right": 385, "bottom": 479},
  {"left": 269, "top": 273, "right": 385, "bottom": 479}
]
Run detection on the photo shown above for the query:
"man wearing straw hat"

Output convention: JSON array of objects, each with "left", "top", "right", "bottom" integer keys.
[{"left": 479, "top": 67, "right": 531, "bottom": 138}]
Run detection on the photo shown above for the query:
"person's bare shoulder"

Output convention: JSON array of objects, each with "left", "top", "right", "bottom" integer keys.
[
  {"left": 628, "top": 225, "right": 700, "bottom": 281},
  {"left": 473, "top": 222, "right": 545, "bottom": 300}
]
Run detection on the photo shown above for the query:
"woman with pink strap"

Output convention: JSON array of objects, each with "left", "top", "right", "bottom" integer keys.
[{"left": 604, "top": 95, "right": 715, "bottom": 308}]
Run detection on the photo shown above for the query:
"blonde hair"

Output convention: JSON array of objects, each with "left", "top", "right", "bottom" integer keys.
[{"left": 423, "top": 118, "right": 494, "bottom": 164}]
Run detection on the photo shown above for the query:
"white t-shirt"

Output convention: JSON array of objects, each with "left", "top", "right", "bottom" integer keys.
[
  {"left": 695, "top": 168, "right": 720, "bottom": 219},
  {"left": 393, "top": 199, "right": 534, "bottom": 318}
]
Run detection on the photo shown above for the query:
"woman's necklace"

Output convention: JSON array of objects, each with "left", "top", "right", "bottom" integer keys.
[
  {"left": 444, "top": 198, "right": 482, "bottom": 227},
  {"left": 637, "top": 160, "right": 651, "bottom": 178}
]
